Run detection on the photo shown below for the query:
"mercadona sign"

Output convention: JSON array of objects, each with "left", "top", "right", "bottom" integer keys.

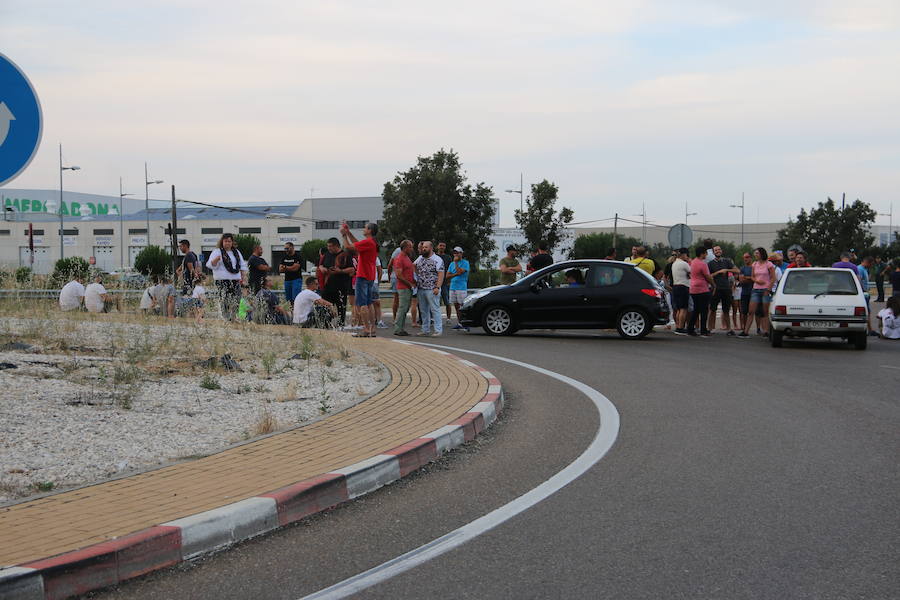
[{"left": 3, "top": 196, "right": 121, "bottom": 216}]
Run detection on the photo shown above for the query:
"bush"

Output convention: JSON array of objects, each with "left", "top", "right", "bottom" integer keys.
[
  {"left": 234, "top": 234, "right": 260, "bottom": 261},
  {"left": 15, "top": 266, "right": 32, "bottom": 285},
  {"left": 50, "top": 257, "right": 90, "bottom": 287},
  {"left": 468, "top": 268, "right": 501, "bottom": 289},
  {"left": 134, "top": 245, "right": 172, "bottom": 277}
]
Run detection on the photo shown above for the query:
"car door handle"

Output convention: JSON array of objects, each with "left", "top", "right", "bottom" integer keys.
[{"left": 580, "top": 295, "right": 589, "bottom": 302}]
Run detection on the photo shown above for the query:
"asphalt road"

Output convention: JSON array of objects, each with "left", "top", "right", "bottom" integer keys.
[{"left": 89, "top": 327, "right": 899, "bottom": 600}]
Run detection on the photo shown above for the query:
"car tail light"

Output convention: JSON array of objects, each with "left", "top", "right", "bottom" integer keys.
[
  {"left": 640, "top": 288, "right": 661, "bottom": 298},
  {"left": 854, "top": 306, "right": 866, "bottom": 316},
  {"left": 774, "top": 305, "right": 787, "bottom": 315}
]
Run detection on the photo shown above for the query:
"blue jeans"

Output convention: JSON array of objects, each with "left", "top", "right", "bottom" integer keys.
[
  {"left": 284, "top": 279, "right": 301, "bottom": 304},
  {"left": 418, "top": 288, "right": 442, "bottom": 334}
]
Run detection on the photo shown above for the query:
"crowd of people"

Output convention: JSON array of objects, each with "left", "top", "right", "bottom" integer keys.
[{"left": 55, "top": 228, "right": 900, "bottom": 341}]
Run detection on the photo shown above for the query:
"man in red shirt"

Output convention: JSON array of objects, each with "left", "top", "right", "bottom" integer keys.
[
  {"left": 341, "top": 221, "right": 379, "bottom": 337},
  {"left": 391, "top": 240, "right": 415, "bottom": 336}
]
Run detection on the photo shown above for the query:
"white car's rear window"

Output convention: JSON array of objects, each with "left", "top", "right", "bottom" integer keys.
[{"left": 783, "top": 270, "right": 857, "bottom": 295}]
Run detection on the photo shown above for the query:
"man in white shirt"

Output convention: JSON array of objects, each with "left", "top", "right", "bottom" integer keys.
[
  {"left": 670, "top": 248, "right": 691, "bottom": 334},
  {"left": 59, "top": 277, "right": 86, "bottom": 311},
  {"left": 84, "top": 273, "right": 120, "bottom": 313},
  {"left": 293, "top": 276, "right": 336, "bottom": 328}
]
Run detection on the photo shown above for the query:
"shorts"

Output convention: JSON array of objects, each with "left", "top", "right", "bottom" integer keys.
[
  {"left": 672, "top": 285, "right": 689, "bottom": 310},
  {"left": 710, "top": 288, "right": 733, "bottom": 311},
  {"left": 449, "top": 289, "right": 468, "bottom": 305},
  {"left": 372, "top": 285, "right": 380, "bottom": 300},
  {"left": 390, "top": 275, "right": 397, "bottom": 294},
  {"left": 354, "top": 278, "right": 376, "bottom": 306},
  {"left": 749, "top": 288, "right": 771, "bottom": 304},
  {"left": 440, "top": 285, "right": 450, "bottom": 306}
]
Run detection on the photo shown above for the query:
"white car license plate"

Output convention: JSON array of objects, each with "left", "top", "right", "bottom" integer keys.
[{"left": 806, "top": 320, "right": 837, "bottom": 328}]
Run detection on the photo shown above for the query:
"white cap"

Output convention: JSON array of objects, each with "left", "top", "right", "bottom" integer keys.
[{"left": 452, "top": 246, "right": 463, "bottom": 253}]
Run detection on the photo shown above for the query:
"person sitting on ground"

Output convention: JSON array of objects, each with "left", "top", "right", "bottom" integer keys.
[
  {"left": 187, "top": 273, "right": 207, "bottom": 323},
  {"left": 84, "top": 272, "right": 121, "bottom": 313},
  {"left": 149, "top": 275, "right": 176, "bottom": 318},
  {"left": 565, "top": 269, "right": 585, "bottom": 287},
  {"left": 293, "top": 276, "right": 336, "bottom": 328},
  {"left": 877, "top": 296, "right": 900, "bottom": 340},
  {"left": 59, "top": 275, "right": 86, "bottom": 311},
  {"left": 236, "top": 285, "right": 253, "bottom": 322},
  {"left": 255, "top": 276, "right": 291, "bottom": 325}
]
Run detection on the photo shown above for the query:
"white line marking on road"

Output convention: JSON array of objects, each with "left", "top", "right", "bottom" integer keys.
[
  {"left": 881, "top": 365, "right": 900, "bottom": 370},
  {"left": 300, "top": 342, "right": 620, "bottom": 600}
]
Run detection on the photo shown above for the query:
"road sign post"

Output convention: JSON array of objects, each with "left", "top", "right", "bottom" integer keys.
[
  {"left": 667, "top": 224, "right": 693, "bottom": 249},
  {"left": 0, "top": 53, "right": 42, "bottom": 187}
]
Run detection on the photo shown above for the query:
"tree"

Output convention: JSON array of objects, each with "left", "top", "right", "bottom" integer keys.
[
  {"left": 134, "top": 246, "right": 172, "bottom": 277},
  {"left": 773, "top": 198, "right": 876, "bottom": 265},
  {"left": 514, "top": 179, "right": 573, "bottom": 254},
  {"left": 301, "top": 239, "right": 329, "bottom": 267},
  {"left": 569, "top": 232, "right": 642, "bottom": 260},
  {"left": 381, "top": 149, "right": 496, "bottom": 266},
  {"left": 233, "top": 233, "right": 261, "bottom": 260}
]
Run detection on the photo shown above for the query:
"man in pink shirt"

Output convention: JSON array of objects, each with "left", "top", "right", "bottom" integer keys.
[
  {"left": 341, "top": 221, "right": 379, "bottom": 337},
  {"left": 687, "top": 246, "right": 715, "bottom": 337}
]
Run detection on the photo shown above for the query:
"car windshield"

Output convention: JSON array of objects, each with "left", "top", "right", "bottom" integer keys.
[{"left": 782, "top": 270, "right": 857, "bottom": 295}]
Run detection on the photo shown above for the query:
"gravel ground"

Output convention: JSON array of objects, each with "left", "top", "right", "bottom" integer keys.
[{"left": 0, "top": 315, "right": 388, "bottom": 504}]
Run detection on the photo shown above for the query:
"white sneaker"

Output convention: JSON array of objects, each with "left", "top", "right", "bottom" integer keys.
[{"left": 376, "top": 320, "right": 388, "bottom": 329}]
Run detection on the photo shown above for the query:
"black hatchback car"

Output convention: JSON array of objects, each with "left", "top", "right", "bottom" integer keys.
[{"left": 458, "top": 260, "right": 669, "bottom": 339}]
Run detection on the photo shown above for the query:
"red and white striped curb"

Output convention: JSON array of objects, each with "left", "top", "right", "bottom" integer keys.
[{"left": 0, "top": 347, "right": 502, "bottom": 600}]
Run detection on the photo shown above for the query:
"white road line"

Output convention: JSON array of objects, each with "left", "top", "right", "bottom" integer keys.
[
  {"left": 300, "top": 342, "right": 620, "bottom": 600},
  {"left": 881, "top": 365, "right": 900, "bottom": 370}
]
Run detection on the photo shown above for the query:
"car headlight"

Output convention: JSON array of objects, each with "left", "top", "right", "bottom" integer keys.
[{"left": 463, "top": 290, "right": 489, "bottom": 306}]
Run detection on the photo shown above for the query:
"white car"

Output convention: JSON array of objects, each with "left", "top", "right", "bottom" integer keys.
[{"left": 769, "top": 267, "right": 869, "bottom": 349}]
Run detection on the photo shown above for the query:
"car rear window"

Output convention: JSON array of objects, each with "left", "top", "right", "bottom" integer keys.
[{"left": 782, "top": 270, "right": 857, "bottom": 295}]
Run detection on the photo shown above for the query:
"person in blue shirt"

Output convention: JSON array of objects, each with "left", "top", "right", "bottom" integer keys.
[{"left": 447, "top": 246, "right": 470, "bottom": 331}]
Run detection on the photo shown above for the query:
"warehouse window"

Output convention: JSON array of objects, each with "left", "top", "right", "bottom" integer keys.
[
  {"left": 164, "top": 227, "right": 186, "bottom": 234},
  {"left": 93, "top": 228, "right": 114, "bottom": 235},
  {"left": 345, "top": 220, "right": 367, "bottom": 228},
  {"left": 0, "top": 229, "right": 10, "bottom": 236},
  {"left": 128, "top": 228, "right": 147, "bottom": 234},
  {"left": 315, "top": 221, "right": 339, "bottom": 230},
  {"left": 277, "top": 226, "right": 301, "bottom": 234},
  {"left": 239, "top": 227, "right": 261, "bottom": 234},
  {"left": 58, "top": 229, "right": 79, "bottom": 236},
  {"left": 201, "top": 227, "right": 223, "bottom": 234},
  {"left": 26, "top": 229, "right": 45, "bottom": 236}
]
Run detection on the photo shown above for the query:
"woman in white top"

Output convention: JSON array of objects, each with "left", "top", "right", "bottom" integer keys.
[{"left": 205, "top": 233, "right": 248, "bottom": 320}]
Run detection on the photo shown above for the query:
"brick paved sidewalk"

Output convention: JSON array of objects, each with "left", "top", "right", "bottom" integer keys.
[{"left": 0, "top": 337, "right": 487, "bottom": 568}]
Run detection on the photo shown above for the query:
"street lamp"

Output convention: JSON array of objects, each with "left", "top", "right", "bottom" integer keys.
[
  {"left": 119, "top": 177, "right": 133, "bottom": 270},
  {"left": 685, "top": 202, "right": 697, "bottom": 226},
  {"left": 58, "top": 143, "right": 81, "bottom": 259},
  {"left": 730, "top": 192, "right": 745, "bottom": 246},
  {"left": 878, "top": 202, "right": 894, "bottom": 244},
  {"left": 144, "top": 162, "right": 164, "bottom": 246},
  {"left": 505, "top": 173, "right": 524, "bottom": 214},
  {"left": 634, "top": 203, "right": 647, "bottom": 244}
]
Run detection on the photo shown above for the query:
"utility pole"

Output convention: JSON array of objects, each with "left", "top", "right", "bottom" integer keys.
[
  {"left": 170, "top": 185, "right": 178, "bottom": 263},
  {"left": 119, "top": 177, "right": 133, "bottom": 271},
  {"left": 685, "top": 202, "right": 697, "bottom": 226},
  {"left": 730, "top": 192, "right": 745, "bottom": 246},
  {"left": 613, "top": 213, "right": 619, "bottom": 250},
  {"left": 634, "top": 203, "right": 647, "bottom": 244}
]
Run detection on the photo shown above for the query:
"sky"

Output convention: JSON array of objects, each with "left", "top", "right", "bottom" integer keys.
[{"left": 1, "top": 0, "right": 898, "bottom": 228}]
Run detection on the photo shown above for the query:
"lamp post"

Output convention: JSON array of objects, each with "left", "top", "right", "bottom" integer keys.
[
  {"left": 505, "top": 173, "right": 524, "bottom": 214},
  {"left": 685, "top": 203, "right": 697, "bottom": 226},
  {"left": 730, "top": 192, "right": 745, "bottom": 246},
  {"left": 144, "top": 162, "right": 163, "bottom": 246},
  {"left": 634, "top": 203, "right": 647, "bottom": 244},
  {"left": 878, "top": 202, "right": 893, "bottom": 244},
  {"left": 119, "top": 177, "right": 133, "bottom": 270},
  {"left": 58, "top": 143, "right": 81, "bottom": 259}
]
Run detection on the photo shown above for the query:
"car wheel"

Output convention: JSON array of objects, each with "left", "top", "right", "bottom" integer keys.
[
  {"left": 770, "top": 328, "right": 784, "bottom": 348},
  {"left": 852, "top": 332, "right": 867, "bottom": 350},
  {"left": 616, "top": 309, "right": 650, "bottom": 339},
  {"left": 482, "top": 306, "right": 515, "bottom": 336}
]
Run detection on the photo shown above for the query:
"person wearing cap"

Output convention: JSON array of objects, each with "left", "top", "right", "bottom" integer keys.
[
  {"left": 446, "top": 246, "right": 470, "bottom": 330},
  {"left": 499, "top": 246, "right": 522, "bottom": 285}
]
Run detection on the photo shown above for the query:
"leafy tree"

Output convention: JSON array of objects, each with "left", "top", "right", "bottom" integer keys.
[
  {"left": 381, "top": 149, "right": 496, "bottom": 266},
  {"left": 134, "top": 246, "right": 172, "bottom": 277},
  {"left": 514, "top": 179, "right": 573, "bottom": 254},
  {"left": 233, "top": 233, "right": 261, "bottom": 260},
  {"left": 569, "top": 232, "right": 642, "bottom": 260},
  {"left": 773, "top": 198, "right": 876, "bottom": 265},
  {"left": 301, "top": 239, "right": 329, "bottom": 268}
]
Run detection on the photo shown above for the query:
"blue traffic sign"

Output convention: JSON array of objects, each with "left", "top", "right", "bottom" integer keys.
[{"left": 0, "top": 53, "right": 42, "bottom": 187}]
